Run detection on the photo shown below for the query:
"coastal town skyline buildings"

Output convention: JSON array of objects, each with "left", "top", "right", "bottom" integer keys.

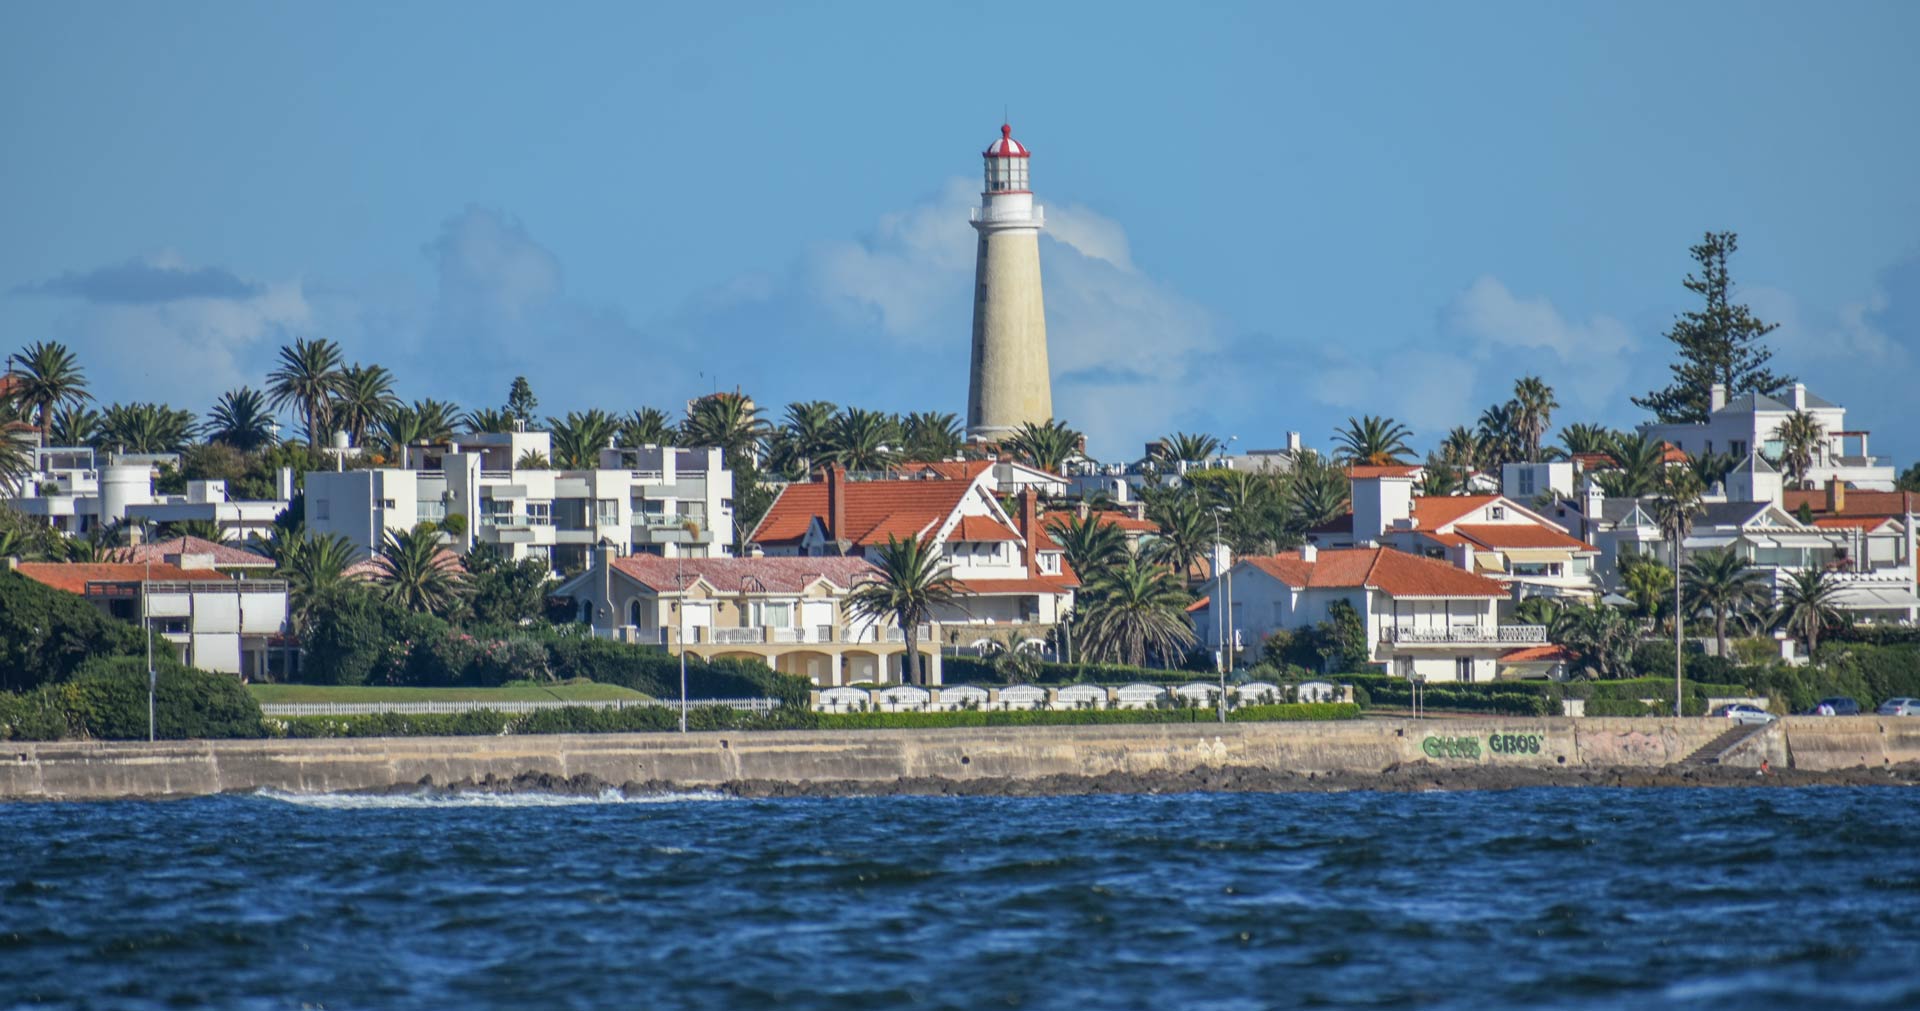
[{"left": 3, "top": 4, "right": 1919, "bottom": 463}]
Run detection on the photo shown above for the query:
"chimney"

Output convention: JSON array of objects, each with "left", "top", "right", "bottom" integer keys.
[
  {"left": 1300, "top": 542, "right": 1318, "bottom": 563},
  {"left": 1709, "top": 383, "right": 1727, "bottom": 412},
  {"left": 1286, "top": 431, "right": 1302, "bottom": 453},
  {"left": 826, "top": 465, "right": 847, "bottom": 548},
  {"left": 1791, "top": 383, "right": 1808, "bottom": 410},
  {"left": 1827, "top": 480, "right": 1845, "bottom": 514},
  {"left": 1017, "top": 488, "right": 1041, "bottom": 574},
  {"left": 276, "top": 466, "right": 294, "bottom": 501}
]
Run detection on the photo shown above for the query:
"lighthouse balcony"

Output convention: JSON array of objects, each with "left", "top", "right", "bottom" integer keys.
[{"left": 969, "top": 203, "right": 1044, "bottom": 229}]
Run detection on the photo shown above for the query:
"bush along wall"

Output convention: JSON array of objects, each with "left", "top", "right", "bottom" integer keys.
[
  {"left": 0, "top": 655, "right": 268, "bottom": 741},
  {"left": 269, "top": 702, "right": 1363, "bottom": 738}
]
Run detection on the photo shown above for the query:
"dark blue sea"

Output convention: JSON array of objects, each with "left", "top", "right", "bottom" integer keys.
[{"left": 5, "top": 787, "right": 1919, "bottom": 1010}]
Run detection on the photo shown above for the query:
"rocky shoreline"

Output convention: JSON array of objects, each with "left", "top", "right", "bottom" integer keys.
[{"left": 397, "top": 762, "right": 1920, "bottom": 800}]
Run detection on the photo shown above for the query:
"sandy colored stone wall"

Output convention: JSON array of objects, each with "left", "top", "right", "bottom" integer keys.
[
  {"left": 0, "top": 717, "right": 1744, "bottom": 802},
  {"left": 1781, "top": 716, "right": 1920, "bottom": 770}
]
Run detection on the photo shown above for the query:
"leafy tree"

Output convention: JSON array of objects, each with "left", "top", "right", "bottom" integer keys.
[
  {"left": 375, "top": 526, "right": 465, "bottom": 615},
  {"left": 1619, "top": 551, "right": 1674, "bottom": 620},
  {"left": 846, "top": 535, "right": 961, "bottom": 686},
  {"left": 1003, "top": 419, "right": 1081, "bottom": 474},
  {"left": 1311, "top": 599, "right": 1369, "bottom": 673},
  {"left": 205, "top": 388, "right": 278, "bottom": 451},
  {"left": 0, "top": 569, "right": 148, "bottom": 692},
  {"left": 266, "top": 338, "right": 346, "bottom": 445},
  {"left": 1682, "top": 548, "right": 1769, "bottom": 660},
  {"left": 1775, "top": 410, "right": 1825, "bottom": 489},
  {"left": 1899, "top": 462, "right": 1920, "bottom": 494},
  {"left": 1078, "top": 551, "right": 1196, "bottom": 667},
  {"left": 1333, "top": 415, "right": 1413, "bottom": 465},
  {"left": 1633, "top": 231, "right": 1790, "bottom": 423},
  {"left": 1651, "top": 467, "right": 1706, "bottom": 713},
  {"left": 464, "top": 544, "right": 552, "bottom": 627},
  {"left": 1774, "top": 568, "right": 1844, "bottom": 659},
  {"left": 681, "top": 391, "right": 770, "bottom": 469},
  {"left": 9, "top": 340, "right": 91, "bottom": 443},
  {"left": 506, "top": 376, "right": 539, "bottom": 425}
]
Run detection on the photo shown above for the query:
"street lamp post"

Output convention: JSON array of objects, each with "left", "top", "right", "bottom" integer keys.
[
  {"left": 677, "top": 551, "right": 688, "bottom": 733},
  {"left": 143, "top": 562, "right": 155, "bottom": 743},
  {"left": 1210, "top": 509, "right": 1229, "bottom": 724}
]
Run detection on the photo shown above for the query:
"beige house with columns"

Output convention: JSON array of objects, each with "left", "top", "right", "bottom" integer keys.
[{"left": 556, "top": 550, "right": 942, "bottom": 686}]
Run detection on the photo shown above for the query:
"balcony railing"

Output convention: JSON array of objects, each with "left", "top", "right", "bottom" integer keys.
[
  {"left": 1380, "top": 625, "right": 1548, "bottom": 645},
  {"left": 712, "top": 628, "right": 765, "bottom": 645}
]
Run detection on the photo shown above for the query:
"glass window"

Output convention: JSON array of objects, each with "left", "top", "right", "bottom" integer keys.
[
  {"left": 597, "top": 499, "right": 619, "bottom": 525},
  {"left": 526, "top": 502, "right": 552, "bottom": 525}
]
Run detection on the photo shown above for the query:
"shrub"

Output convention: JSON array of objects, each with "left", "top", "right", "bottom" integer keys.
[
  {"left": 48, "top": 656, "right": 266, "bottom": 740},
  {"left": 0, "top": 570, "right": 149, "bottom": 693},
  {"left": 0, "top": 689, "right": 71, "bottom": 741}
]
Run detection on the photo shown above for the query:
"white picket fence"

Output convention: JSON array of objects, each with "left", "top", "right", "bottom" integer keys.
[{"left": 260, "top": 698, "right": 779, "bottom": 717}]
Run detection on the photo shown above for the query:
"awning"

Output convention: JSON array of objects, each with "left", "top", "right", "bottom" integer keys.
[
  {"left": 1768, "top": 534, "right": 1841, "bottom": 549},
  {"left": 1832, "top": 585, "right": 1920, "bottom": 611},
  {"left": 1682, "top": 535, "right": 1738, "bottom": 550},
  {"left": 1502, "top": 548, "right": 1572, "bottom": 564}
]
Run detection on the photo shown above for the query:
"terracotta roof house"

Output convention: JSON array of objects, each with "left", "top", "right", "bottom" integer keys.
[
  {"left": 120, "top": 536, "right": 274, "bottom": 574},
  {"left": 554, "top": 551, "right": 940, "bottom": 686},
  {"left": 749, "top": 467, "right": 1075, "bottom": 635},
  {"left": 12, "top": 560, "right": 288, "bottom": 677},
  {"left": 1191, "top": 545, "right": 1546, "bottom": 683}
]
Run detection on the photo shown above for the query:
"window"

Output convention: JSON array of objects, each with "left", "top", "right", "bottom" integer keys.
[
  {"left": 526, "top": 502, "right": 552, "bottom": 526},
  {"left": 417, "top": 499, "right": 447, "bottom": 524},
  {"left": 1731, "top": 440, "right": 1748, "bottom": 457},
  {"left": 381, "top": 499, "right": 397, "bottom": 510},
  {"left": 751, "top": 602, "right": 792, "bottom": 628},
  {"left": 1488, "top": 506, "right": 1506, "bottom": 520},
  {"left": 1517, "top": 470, "right": 1535, "bottom": 496},
  {"left": 597, "top": 499, "right": 620, "bottom": 526},
  {"left": 314, "top": 498, "right": 330, "bottom": 521},
  {"left": 1457, "top": 657, "right": 1475, "bottom": 682}
]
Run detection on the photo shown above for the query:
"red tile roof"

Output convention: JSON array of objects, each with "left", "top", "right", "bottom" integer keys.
[
  {"left": 951, "top": 515, "right": 1021, "bottom": 542},
  {"left": 344, "top": 548, "right": 466, "bottom": 582},
  {"left": 751, "top": 479, "right": 980, "bottom": 547},
  {"left": 15, "top": 562, "right": 232, "bottom": 595},
  {"left": 1242, "top": 547, "right": 1506, "bottom": 599},
  {"left": 612, "top": 555, "right": 877, "bottom": 594},
  {"left": 1811, "top": 516, "right": 1899, "bottom": 531},
  {"left": 897, "top": 460, "right": 994, "bottom": 482},
  {"left": 121, "top": 536, "right": 275, "bottom": 569},
  {"left": 1410, "top": 495, "right": 1503, "bottom": 530},
  {"left": 956, "top": 576, "right": 1079, "bottom": 596},
  {"left": 1501, "top": 645, "right": 1572, "bottom": 663},
  {"left": 1044, "top": 509, "right": 1158, "bottom": 534},
  {"left": 1782, "top": 489, "right": 1919, "bottom": 518},
  {"left": 1347, "top": 464, "right": 1422, "bottom": 479},
  {"left": 1453, "top": 524, "right": 1596, "bottom": 552}
]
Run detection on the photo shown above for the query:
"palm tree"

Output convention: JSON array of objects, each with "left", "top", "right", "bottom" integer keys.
[
  {"left": 777, "top": 400, "right": 838, "bottom": 473},
  {"left": 544, "top": 409, "right": 621, "bottom": 468},
  {"left": 681, "top": 391, "right": 769, "bottom": 468},
  {"left": 1333, "top": 415, "right": 1413, "bottom": 466},
  {"left": 1548, "top": 602, "right": 1636, "bottom": 679},
  {"left": 1773, "top": 568, "right": 1844, "bottom": 660},
  {"left": 375, "top": 526, "right": 464, "bottom": 615},
  {"left": 410, "top": 399, "right": 461, "bottom": 443},
  {"left": 620, "top": 407, "right": 677, "bottom": 448},
  {"left": 373, "top": 405, "right": 426, "bottom": 462},
  {"left": 846, "top": 534, "right": 962, "bottom": 686},
  {"left": 1651, "top": 467, "right": 1706, "bottom": 715},
  {"left": 1437, "top": 426, "right": 1483, "bottom": 470},
  {"left": 461, "top": 406, "right": 517, "bottom": 434},
  {"left": 0, "top": 433, "right": 31, "bottom": 497},
  {"left": 1618, "top": 551, "right": 1674, "bottom": 621},
  {"left": 900, "top": 411, "right": 965, "bottom": 461},
  {"left": 830, "top": 407, "right": 900, "bottom": 471},
  {"left": 330, "top": 364, "right": 399, "bottom": 447},
  {"left": 205, "top": 388, "right": 278, "bottom": 451},
  {"left": 271, "top": 528, "right": 356, "bottom": 632},
  {"left": 1682, "top": 548, "right": 1769, "bottom": 660},
  {"left": 1154, "top": 432, "right": 1222, "bottom": 466},
  {"left": 1004, "top": 419, "right": 1081, "bottom": 473},
  {"left": 1593, "top": 433, "right": 1667, "bottom": 498},
  {"left": 10, "top": 341, "right": 91, "bottom": 444},
  {"left": 1045, "top": 511, "right": 1128, "bottom": 582},
  {"left": 516, "top": 449, "right": 551, "bottom": 469},
  {"left": 1147, "top": 493, "right": 1212, "bottom": 584},
  {"left": 266, "top": 338, "right": 345, "bottom": 445},
  {"left": 1553, "top": 423, "right": 1618, "bottom": 460},
  {"left": 99, "top": 402, "right": 197, "bottom": 453},
  {"left": 1476, "top": 402, "right": 1521, "bottom": 469},
  {"left": 1419, "top": 457, "right": 1468, "bottom": 497},
  {"left": 1284, "top": 453, "right": 1349, "bottom": 532},
  {"left": 1511, "top": 376, "right": 1558, "bottom": 463},
  {"left": 1686, "top": 449, "right": 1738, "bottom": 492},
  {"left": 1078, "top": 551, "right": 1197, "bottom": 667},
  {"left": 48, "top": 404, "right": 102, "bottom": 447},
  {"left": 1775, "top": 410, "right": 1825, "bottom": 489}
]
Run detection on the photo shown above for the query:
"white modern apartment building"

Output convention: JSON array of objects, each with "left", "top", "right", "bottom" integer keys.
[
  {"left": 305, "top": 431, "right": 734, "bottom": 572},
  {"left": 13, "top": 559, "right": 289, "bottom": 677},
  {"left": 4, "top": 446, "right": 289, "bottom": 540},
  {"left": 1639, "top": 382, "right": 1896, "bottom": 490}
]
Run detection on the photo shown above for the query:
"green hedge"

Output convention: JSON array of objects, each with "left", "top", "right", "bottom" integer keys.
[
  {"left": 0, "top": 570, "right": 151, "bottom": 694},
  {"left": 1, "top": 656, "right": 267, "bottom": 741},
  {"left": 271, "top": 701, "right": 1363, "bottom": 738},
  {"left": 938, "top": 656, "right": 1199, "bottom": 686}
]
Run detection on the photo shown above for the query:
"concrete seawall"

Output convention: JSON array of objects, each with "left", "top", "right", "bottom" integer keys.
[{"left": 3, "top": 717, "right": 1755, "bottom": 801}]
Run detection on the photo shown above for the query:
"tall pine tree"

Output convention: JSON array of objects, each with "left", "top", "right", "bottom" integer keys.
[{"left": 1633, "top": 231, "right": 1791, "bottom": 424}]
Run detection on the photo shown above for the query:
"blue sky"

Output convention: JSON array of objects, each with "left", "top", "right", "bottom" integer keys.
[{"left": 3, "top": 2, "right": 1917, "bottom": 463}]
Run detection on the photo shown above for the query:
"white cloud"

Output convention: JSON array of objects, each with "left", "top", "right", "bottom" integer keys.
[{"left": 1437, "top": 275, "right": 1641, "bottom": 422}]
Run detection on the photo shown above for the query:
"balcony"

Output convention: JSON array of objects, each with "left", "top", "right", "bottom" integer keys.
[
  {"left": 712, "top": 628, "right": 766, "bottom": 645},
  {"left": 1380, "top": 625, "right": 1548, "bottom": 646}
]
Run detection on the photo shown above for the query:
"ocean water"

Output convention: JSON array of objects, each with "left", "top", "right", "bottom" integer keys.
[{"left": 4, "top": 787, "right": 1919, "bottom": 1010}]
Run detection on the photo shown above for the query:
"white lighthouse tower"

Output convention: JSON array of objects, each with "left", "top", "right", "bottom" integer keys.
[{"left": 965, "top": 123, "right": 1053, "bottom": 441}]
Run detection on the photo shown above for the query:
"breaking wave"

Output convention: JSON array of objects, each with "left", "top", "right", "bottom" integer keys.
[{"left": 252, "top": 788, "right": 730, "bottom": 809}]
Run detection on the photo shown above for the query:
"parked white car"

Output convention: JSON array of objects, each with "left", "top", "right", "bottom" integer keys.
[
  {"left": 1875, "top": 698, "right": 1920, "bottom": 717},
  {"left": 1711, "top": 703, "right": 1776, "bottom": 726}
]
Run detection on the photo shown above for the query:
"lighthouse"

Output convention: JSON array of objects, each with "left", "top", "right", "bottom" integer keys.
[{"left": 965, "top": 123, "right": 1053, "bottom": 441}]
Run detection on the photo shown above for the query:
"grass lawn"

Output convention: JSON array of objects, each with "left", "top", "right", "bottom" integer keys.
[{"left": 248, "top": 682, "right": 653, "bottom": 704}]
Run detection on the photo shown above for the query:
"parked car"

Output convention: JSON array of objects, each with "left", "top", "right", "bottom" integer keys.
[
  {"left": 1800, "top": 697, "right": 1862, "bottom": 716},
  {"left": 1876, "top": 698, "right": 1920, "bottom": 717},
  {"left": 1711, "top": 703, "right": 1777, "bottom": 726}
]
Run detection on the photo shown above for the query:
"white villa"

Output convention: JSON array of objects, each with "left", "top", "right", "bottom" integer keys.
[
  {"left": 1639, "top": 382, "right": 1896, "bottom": 490},
  {"left": 4, "top": 446, "right": 289, "bottom": 541},
  {"left": 13, "top": 559, "right": 289, "bottom": 677}
]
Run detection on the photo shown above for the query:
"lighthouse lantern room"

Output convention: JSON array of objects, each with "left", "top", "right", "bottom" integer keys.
[{"left": 983, "top": 124, "right": 1030, "bottom": 193}]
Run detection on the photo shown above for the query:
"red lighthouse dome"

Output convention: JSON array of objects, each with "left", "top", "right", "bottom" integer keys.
[
  {"left": 983, "top": 123, "right": 1030, "bottom": 158},
  {"left": 982, "top": 124, "right": 1031, "bottom": 193}
]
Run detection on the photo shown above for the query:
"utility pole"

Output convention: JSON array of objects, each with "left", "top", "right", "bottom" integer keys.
[{"left": 144, "top": 562, "right": 154, "bottom": 743}]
